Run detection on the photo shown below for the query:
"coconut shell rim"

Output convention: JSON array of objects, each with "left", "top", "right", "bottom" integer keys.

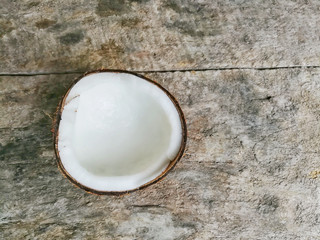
[{"left": 53, "top": 69, "right": 187, "bottom": 195}]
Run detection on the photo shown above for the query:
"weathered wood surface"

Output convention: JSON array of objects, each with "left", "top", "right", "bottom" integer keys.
[
  {"left": 1, "top": 70, "right": 320, "bottom": 239},
  {"left": 1, "top": 0, "right": 320, "bottom": 73},
  {"left": 1, "top": 0, "right": 320, "bottom": 239}
]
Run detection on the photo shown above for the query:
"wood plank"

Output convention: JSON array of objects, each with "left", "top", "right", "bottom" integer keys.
[
  {"left": 1, "top": 69, "right": 320, "bottom": 239},
  {"left": 1, "top": 0, "right": 320, "bottom": 73}
]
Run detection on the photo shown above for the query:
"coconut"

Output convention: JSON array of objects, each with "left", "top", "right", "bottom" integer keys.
[{"left": 53, "top": 70, "right": 187, "bottom": 194}]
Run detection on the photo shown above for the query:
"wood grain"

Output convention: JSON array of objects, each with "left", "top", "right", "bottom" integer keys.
[
  {"left": 1, "top": 69, "right": 320, "bottom": 239},
  {"left": 1, "top": 0, "right": 320, "bottom": 73}
]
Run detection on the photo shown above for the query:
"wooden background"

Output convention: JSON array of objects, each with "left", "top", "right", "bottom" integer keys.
[{"left": 1, "top": 0, "right": 320, "bottom": 239}]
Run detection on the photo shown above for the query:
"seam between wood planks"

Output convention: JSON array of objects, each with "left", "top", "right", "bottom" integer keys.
[{"left": 1, "top": 65, "right": 320, "bottom": 76}]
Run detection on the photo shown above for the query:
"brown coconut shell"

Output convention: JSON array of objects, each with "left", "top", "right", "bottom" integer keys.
[{"left": 53, "top": 69, "right": 187, "bottom": 195}]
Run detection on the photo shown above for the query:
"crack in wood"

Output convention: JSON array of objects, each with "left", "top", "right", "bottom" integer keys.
[{"left": 131, "top": 204, "right": 165, "bottom": 208}]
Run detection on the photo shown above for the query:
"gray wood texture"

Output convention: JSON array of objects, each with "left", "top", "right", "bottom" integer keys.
[
  {"left": 1, "top": 0, "right": 320, "bottom": 239},
  {"left": 1, "top": 0, "right": 320, "bottom": 73}
]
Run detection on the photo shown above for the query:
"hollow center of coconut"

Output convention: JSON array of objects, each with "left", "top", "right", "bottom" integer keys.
[{"left": 57, "top": 72, "right": 183, "bottom": 192}]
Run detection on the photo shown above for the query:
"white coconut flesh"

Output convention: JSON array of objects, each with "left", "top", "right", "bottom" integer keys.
[{"left": 58, "top": 72, "right": 183, "bottom": 192}]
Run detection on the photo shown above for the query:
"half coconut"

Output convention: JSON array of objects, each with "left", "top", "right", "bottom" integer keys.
[{"left": 53, "top": 70, "right": 187, "bottom": 194}]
